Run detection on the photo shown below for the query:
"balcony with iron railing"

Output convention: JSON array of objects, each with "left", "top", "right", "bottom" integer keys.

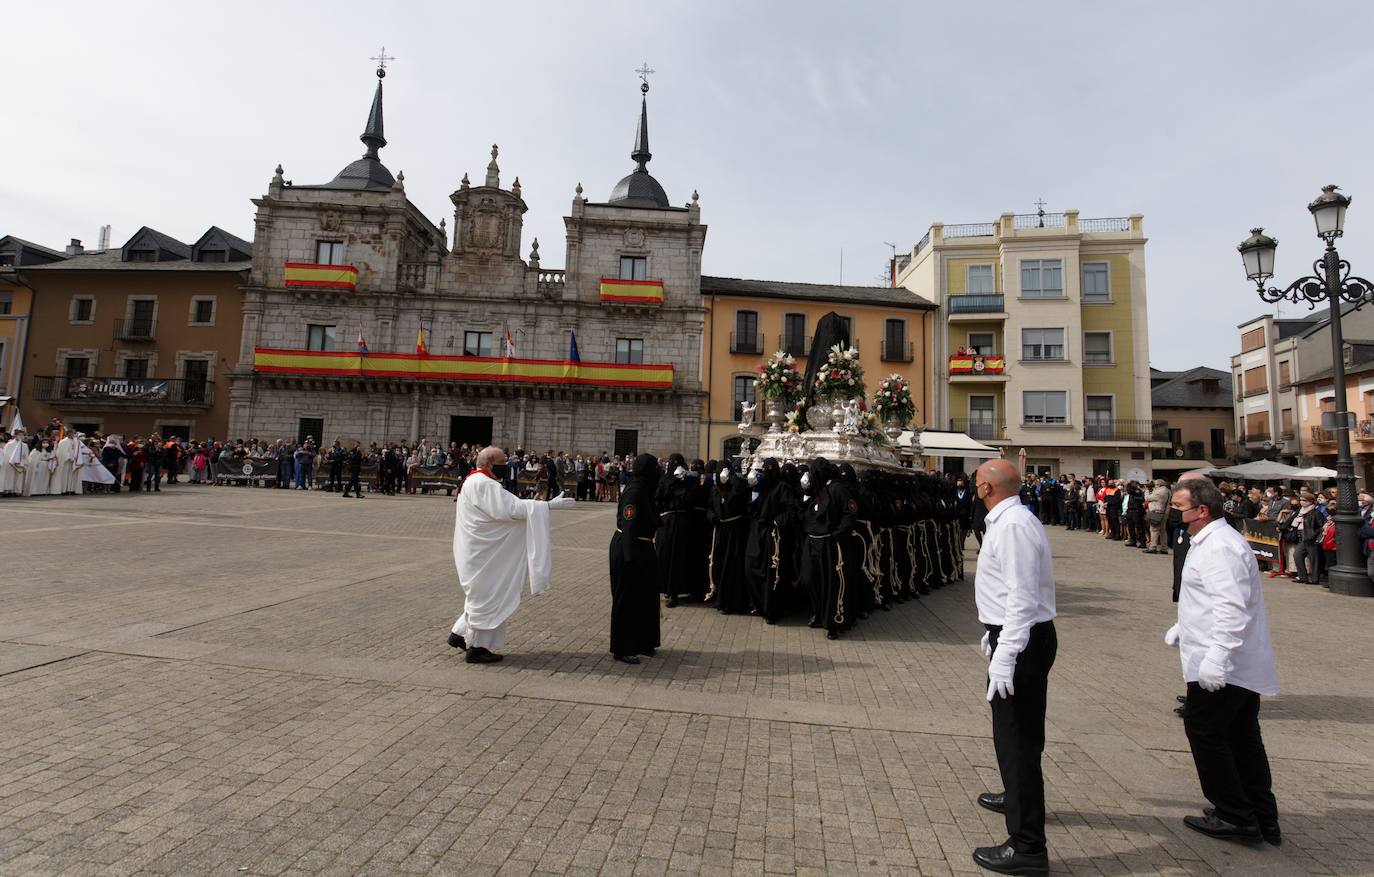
[
  {"left": 947, "top": 293, "right": 1006, "bottom": 315},
  {"left": 729, "top": 331, "right": 764, "bottom": 356},
  {"left": 1358, "top": 420, "right": 1374, "bottom": 440},
  {"left": 949, "top": 417, "right": 1006, "bottom": 442},
  {"left": 881, "top": 339, "right": 914, "bottom": 362},
  {"left": 32, "top": 375, "right": 214, "bottom": 408},
  {"left": 1013, "top": 212, "right": 1067, "bottom": 229},
  {"left": 114, "top": 319, "right": 156, "bottom": 341},
  {"left": 1243, "top": 385, "right": 1268, "bottom": 398},
  {"left": 1241, "top": 430, "right": 1272, "bottom": 445},
  {"left": 1311, "top": 426, "right": 1337, "bottom": 444},
  {"left": 1082, "top": 419, "right": 1170, "bottom": 442},
  {"left": 1280, "top": 429, "right": 1297, "bottom": 441}
]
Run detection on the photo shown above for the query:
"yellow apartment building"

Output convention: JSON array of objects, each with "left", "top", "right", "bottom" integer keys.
[
  {"left": 894, "top": 209, "right": 1164, "bottom": 478},
  {"left": 0, "top": 236, "right": 69, "bottom": 423},
  {"left": 699, "top": 276, "right": 936, "bottom": 459},
  {"left": 1293, "top": 340, "right": 1374, "bottom": 484}
]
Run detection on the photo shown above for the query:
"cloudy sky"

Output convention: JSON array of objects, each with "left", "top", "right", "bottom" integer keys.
[{"left": 8, "top": 2, "right": 1374, "bottom": 369}]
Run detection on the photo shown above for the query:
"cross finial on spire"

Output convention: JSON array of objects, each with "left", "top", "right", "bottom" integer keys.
[
  {"left": 1033, "top": 197, "right": 1047, "bottom": 227},
  {"left": 370, "top": 46, "right": 395, "bottom": 79},
  {"left": 635, "top": 62, "right": 655, "bottom": 93}
]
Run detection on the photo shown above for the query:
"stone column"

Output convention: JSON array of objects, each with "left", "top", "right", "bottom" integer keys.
[
  {"left": 409, "top": 387, "right": 421, "bottom": 443},
  {"left": 517, "top": 395, "right": 528, "bottom": 450}
]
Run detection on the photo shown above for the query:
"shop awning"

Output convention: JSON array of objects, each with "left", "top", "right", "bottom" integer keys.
[{"left": 899, "top": 430, "right": 1001, "bottom": 459}]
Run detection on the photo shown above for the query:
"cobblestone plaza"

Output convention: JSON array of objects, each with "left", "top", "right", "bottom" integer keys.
[{"left": 1, "top": 487, "right": 1371, "bottom": 876}]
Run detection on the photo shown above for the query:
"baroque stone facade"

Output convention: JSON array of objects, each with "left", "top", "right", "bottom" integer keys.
[{"left": 228, "top": 72, "right": 706, "bottom": 457}]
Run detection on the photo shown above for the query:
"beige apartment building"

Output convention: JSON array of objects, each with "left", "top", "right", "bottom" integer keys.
[
  {"left": 894, "top": 209, "right": 1162, "bottom": 478},
  {"left": 1230, "top": 306, "right": 1374, "bottom": 464}
]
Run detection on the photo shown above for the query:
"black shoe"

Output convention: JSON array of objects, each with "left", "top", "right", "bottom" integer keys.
[
  {"left": 1183, "top": 813, "right": 1261, "bottom": 843},
  {"left": 1203, "top": 808, "right": 1280, "bottom": 846},
  {"left": 1176, "top": 695, "right": 1187, "bottom": 704},
  {"left": 447, "top": 633, "right": 467, "bottom": 650},
  {"left": 971, "top": 842, "right": 1049, "bottom": 875},
  {"left": 613, "top": 654, "right": 640, "bottom": 664},
  {"left": 1174, "top": 706, "right": 1186, "bottom": 717},
  {"left": 464, "top": 647, "right": 503, "bottom": 664},
  {"left": 807, "top": 617, "right": 821, "bottom": 629},
  {"left": 976, "top": 792, "right": 1007, "bottom": 814},
  {"left": 665, "top": 596, "right": 677, "bottom": 608},
  {"left": 641, "top": 649, "right": 656, "bottom": 658},
  {"left": 826, "top": 631, "right": 838, "bottom": 640}
]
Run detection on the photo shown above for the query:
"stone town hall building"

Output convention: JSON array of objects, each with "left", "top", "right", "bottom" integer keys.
[{"left": 230, "top": 67, "right": 706, "bottom": 457}]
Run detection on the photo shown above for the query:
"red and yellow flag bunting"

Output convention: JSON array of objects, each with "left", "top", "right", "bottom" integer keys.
[
  {"left": 947, "top": 354, "right": 1006, "bottom": 375},
  {"left": 284, "top": 262, "right": 358, "bottom": 290},
  {"left": 598, "top": 277, "right": 664, "bottom": 304},
  {"left": 253, "top": 348, "right": 673, "bottom": 388}
]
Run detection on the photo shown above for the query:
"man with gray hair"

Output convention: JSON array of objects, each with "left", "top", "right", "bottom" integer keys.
[{"left": 1166, "top": 477, "right": 1280, "bottom": 845}]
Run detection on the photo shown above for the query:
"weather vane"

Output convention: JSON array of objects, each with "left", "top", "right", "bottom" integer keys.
[
  {"left": 635, "top": 62, "right": 654, "bottom": 94},
  {"left": 1033, "top": 197, "right": 1047, "bottom": 227},
  {"left": 371, "top": 46, "right": 395, "bottom": 78}
]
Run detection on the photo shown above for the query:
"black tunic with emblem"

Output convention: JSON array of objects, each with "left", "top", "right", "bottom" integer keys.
[{"left": 609, "top": 454, "right": 662, "bottom": 657}]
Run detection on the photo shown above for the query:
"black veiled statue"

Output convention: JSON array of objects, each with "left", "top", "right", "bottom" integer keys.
[{"left": 800, "top": 312, "right": 852, "bottom": 406}]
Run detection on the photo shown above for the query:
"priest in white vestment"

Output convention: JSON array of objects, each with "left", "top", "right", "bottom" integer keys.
[
  {"left": 26, "top": 440, "right": 55, "bottom": 496},
  {"left": 77, "top": 436, "right": 115, "bottom": 488},
  {"left": 449, "top": 446, "right": 576, "bottom": 663},
  {"left": 55, "top": 432, "right": 80, "bottom": 495},
  {"left": 1, "top": 428, "right": 27, "bottom": 496}
]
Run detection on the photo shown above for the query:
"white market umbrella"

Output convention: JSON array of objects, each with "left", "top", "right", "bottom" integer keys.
[{"left": 1289, "top": 466, "right": 1338, "bottom": 479}]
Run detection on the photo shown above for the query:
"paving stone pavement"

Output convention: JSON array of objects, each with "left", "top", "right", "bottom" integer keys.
[{"left": 1, "top": 485, "right": 1372, "bottom": 876}]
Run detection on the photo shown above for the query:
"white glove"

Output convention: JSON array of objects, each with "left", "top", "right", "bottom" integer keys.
[
  {"left": 1163, "top": 624, "right": 1179, "bottom": 647},
  {"left": 980, "top": 631, "right": 992, "bottom": 658},
  {"left": 1197, "top": 657, "right": 1227, "bottom": 692},
  {"left": 547, "top": 492, "right": 576, "bottom": 510},
  {"left": 986, "top": 646, "right": 1016, "bottom": 701}
]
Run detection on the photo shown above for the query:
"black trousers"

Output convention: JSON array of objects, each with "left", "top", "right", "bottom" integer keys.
[
  {"left": 1182, "top": 682, "right": 1276, "bottom": 829},
  {"left": 988, "top": 620, "right": 1057, "bottom": 856},
  {"left": 342, "top": 473, "right": 361, "bottom": 495}
]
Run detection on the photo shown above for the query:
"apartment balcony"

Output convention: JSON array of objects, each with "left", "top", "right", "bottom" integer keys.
[
  {"left": 113, "top": 319, "right": 156, "bottom": 342},
  {"left": 1241, "top": 430, "right": 1272, "bottom": 446},
  {"left": 1279, "top": 430, "right": 1297, "bottom": 441},
  {"left": 1082, "top": 419, "right": 1170, "bottom": 443},
  {"left": 947, "top": 294, "right": 1007, "bottom": 320},
  {"left": 1243, "top": 385, "right": 1268, "bottom": 398},
  {"left": 949, "top": 417, "right": 1006, "bottom": 443},
  {"left": 881, "top": 339, "right": 914, "bottom": 362},
  {"left": 1357, "top": 419, "right": 1374, "bottom": 440},
  {"left": 947, "top": 354, "right": 1007, "bottom": 382},
  {"left": 32, "top": 376, "right": 215, "bottom": 410},
  {"left": 776, "top": 334, "right": 811, "bottom": 358},
  {"left": 729, "top": 331, "right": 764, "bottom": 356},
  {"left": 1311, "top": 426, "right": 1337, "bottom": 445}
]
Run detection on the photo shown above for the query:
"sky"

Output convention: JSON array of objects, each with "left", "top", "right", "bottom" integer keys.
[{"left": 7, "top": 1, "right": 1374, "bottom": 371}]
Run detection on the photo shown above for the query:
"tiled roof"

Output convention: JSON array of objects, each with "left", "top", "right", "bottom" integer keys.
[
  {"left": 701, "top": 276, "right": 936, "bottom": 309},
  {"left": 1151, "top": 366, "right": 1233, "bottom": 409},
  {"left": 20, "top": 250, "right": 249, "bottom": 272}
]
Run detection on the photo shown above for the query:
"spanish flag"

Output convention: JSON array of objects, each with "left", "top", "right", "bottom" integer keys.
[
  {"left": 416, "top": 325, "right": 428, "bottom": 356},
  {"left": 284, "top": 262, "right": 358, "bottom": 290},
  {"left": 599, "top": 277, "right": 664, "bottom": 304}
]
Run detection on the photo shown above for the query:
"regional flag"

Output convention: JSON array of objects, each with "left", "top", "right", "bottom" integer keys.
[
  {"left": 356, "top": 329, "right": 369, "bottom": 354},
  {"left": 569, "top": 331, "right": 581, "bottom": 363},
  {"left": 416, "top": 325, "right": 428, "bottom": 356}
]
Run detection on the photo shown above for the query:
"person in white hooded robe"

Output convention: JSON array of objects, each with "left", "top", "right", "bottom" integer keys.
[
  {"left": 54, "top": 431, "right": 80, "bottom": 495},
  {"left": 448, "top": 446, "right": 576, "bottom": 663},
  {"left": 26, "top": 439, "right": 55, "bottom": 496},
  {"left": 1, "top": 428, "right": 28, "bottom": 496}
]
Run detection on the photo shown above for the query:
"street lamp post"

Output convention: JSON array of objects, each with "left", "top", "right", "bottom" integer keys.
[{"left": 1239, "top": 185, "right": 1374, "bottom": 597}]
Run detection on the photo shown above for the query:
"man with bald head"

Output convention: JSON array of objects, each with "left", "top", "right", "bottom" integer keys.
[
  {"left": 969, "top": 458, "right": 1057, "bottom": 875},
  {"left": 448, "top": 446, "right": 575, "bottom": 663}
]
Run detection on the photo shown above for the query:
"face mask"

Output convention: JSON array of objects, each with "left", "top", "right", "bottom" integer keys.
[
  {"left": 719, "top": 469, "right": 731, "bottom": 484},
  {"left": 747, "top": 470, "right": 759, "bottom": 486},
  {"left": 799, "top": 472, "right": 811, "bottom": 490}
]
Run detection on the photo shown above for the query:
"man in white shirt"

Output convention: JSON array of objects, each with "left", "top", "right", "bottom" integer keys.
[
  {"left": 1166, "top": 478, "right": 1280, "bottom": 846},
  {"left": 970, "top": 458, "right": 1057, "bottom": 876}
]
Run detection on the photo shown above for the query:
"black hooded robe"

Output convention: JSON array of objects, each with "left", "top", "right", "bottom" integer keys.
[
  {"left": 801, "top": 459, "right": 857, "bottom": 637},
  {"left": 745, "top": 461, "right": 798, "bottom": 622},
  {"left": 609, "top": 454, "right": 662, "bottom": 657},
  {"left": 655, "top": 455, "right": 697, "bottom": 601},
  {"left": 709, "top": 464, "right": 753, "bottom": 614}
]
